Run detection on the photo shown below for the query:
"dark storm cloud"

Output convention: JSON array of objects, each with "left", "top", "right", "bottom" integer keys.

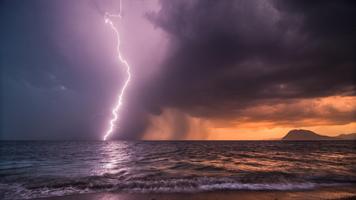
[
  {"left": 120, "top": 0, "right": 355, "bottom": 138},
  {"left": 1, "top": 0, "right": 355, "bottom": 140},
  {"left": 142, "top": 0, "right": 355, "bottom": 114}
]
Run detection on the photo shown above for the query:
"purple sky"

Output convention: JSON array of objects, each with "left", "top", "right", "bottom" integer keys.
[{"left": 1, "top": 0, "right": 355, "bottom": 140}]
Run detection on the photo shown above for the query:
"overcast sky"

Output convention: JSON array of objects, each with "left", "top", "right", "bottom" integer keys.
[{"left": 1, "top": 0, "right": 355, "bottom": 140}]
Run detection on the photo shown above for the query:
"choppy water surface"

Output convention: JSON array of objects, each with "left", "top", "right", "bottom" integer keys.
[{"left": 0, "top": 141, "right": 355, "bottom": 199}]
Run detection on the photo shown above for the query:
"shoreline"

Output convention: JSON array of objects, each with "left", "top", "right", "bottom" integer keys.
[{"left": 35, "top": 186, "right": 356, "bottom": 200}]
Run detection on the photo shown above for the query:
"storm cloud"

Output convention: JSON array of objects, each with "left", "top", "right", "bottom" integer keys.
[
  {"left": 1, "top": 0, "right": 355, "bottom": 140},
  {"left": 128, "top": 0, "right": 355, "bottom": 139}
]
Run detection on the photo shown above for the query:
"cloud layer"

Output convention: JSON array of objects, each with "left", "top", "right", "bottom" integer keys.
[
  {"left": 131, "top": 0, "right": 355, "bottom": 139},
  {"left": 1, "top": 0, "right": 355, "bottom": 139}
]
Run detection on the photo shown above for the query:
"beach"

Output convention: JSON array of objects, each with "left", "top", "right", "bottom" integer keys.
[{"left": 37, "top": 186, "right": 356, "bottom": 200}]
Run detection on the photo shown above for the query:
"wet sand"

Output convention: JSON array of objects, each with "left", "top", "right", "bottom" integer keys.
[{"left": 36, "top": 186, "right": 356, "bottom": 200}]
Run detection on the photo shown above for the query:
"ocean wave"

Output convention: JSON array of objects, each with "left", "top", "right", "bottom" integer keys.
[
  {"left": 116, "top": 180, "right": 319, "bottom": 193},
  {"left": 0, "top": 177, "right": 344, "bottom": 199},
  {"left": 0, "top": 183, "right": 87, "bottom": 200},
  {"left": 1, "top": 141, "right": 355, "bottom": 200}
]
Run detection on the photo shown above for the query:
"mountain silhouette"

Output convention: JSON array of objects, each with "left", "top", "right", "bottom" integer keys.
[{"left": 282, "top": 129, "right": 356, "bottom": 140}]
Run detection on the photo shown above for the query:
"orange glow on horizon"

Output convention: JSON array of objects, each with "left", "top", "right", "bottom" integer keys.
[
  {"left": 142, "top": 96, "right": 355, "bottom": 140},
  {"left": 208, "top": 122, "right": 356, "bottom": 140}
]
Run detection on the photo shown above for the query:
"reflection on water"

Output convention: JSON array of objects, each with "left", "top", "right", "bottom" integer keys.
[
  {"left": 99, "top": 142, "right": 130, "bottom": 175},
  {"left": 0, "top": 141, "right": 355, "bottom": 199}
]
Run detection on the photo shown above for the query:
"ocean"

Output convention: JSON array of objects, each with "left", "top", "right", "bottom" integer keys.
[{"left": 0, "top": 141, "right": 355, "bottom": 199}]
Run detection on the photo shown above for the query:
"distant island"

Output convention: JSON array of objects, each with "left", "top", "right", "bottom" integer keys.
[{"left": 282, "top": 129, "right": 356, "bottom": 140}]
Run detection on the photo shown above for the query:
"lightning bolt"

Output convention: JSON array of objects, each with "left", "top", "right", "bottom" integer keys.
[{"left": 103, "top": 0, "right": 131, "bottom": 140}]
